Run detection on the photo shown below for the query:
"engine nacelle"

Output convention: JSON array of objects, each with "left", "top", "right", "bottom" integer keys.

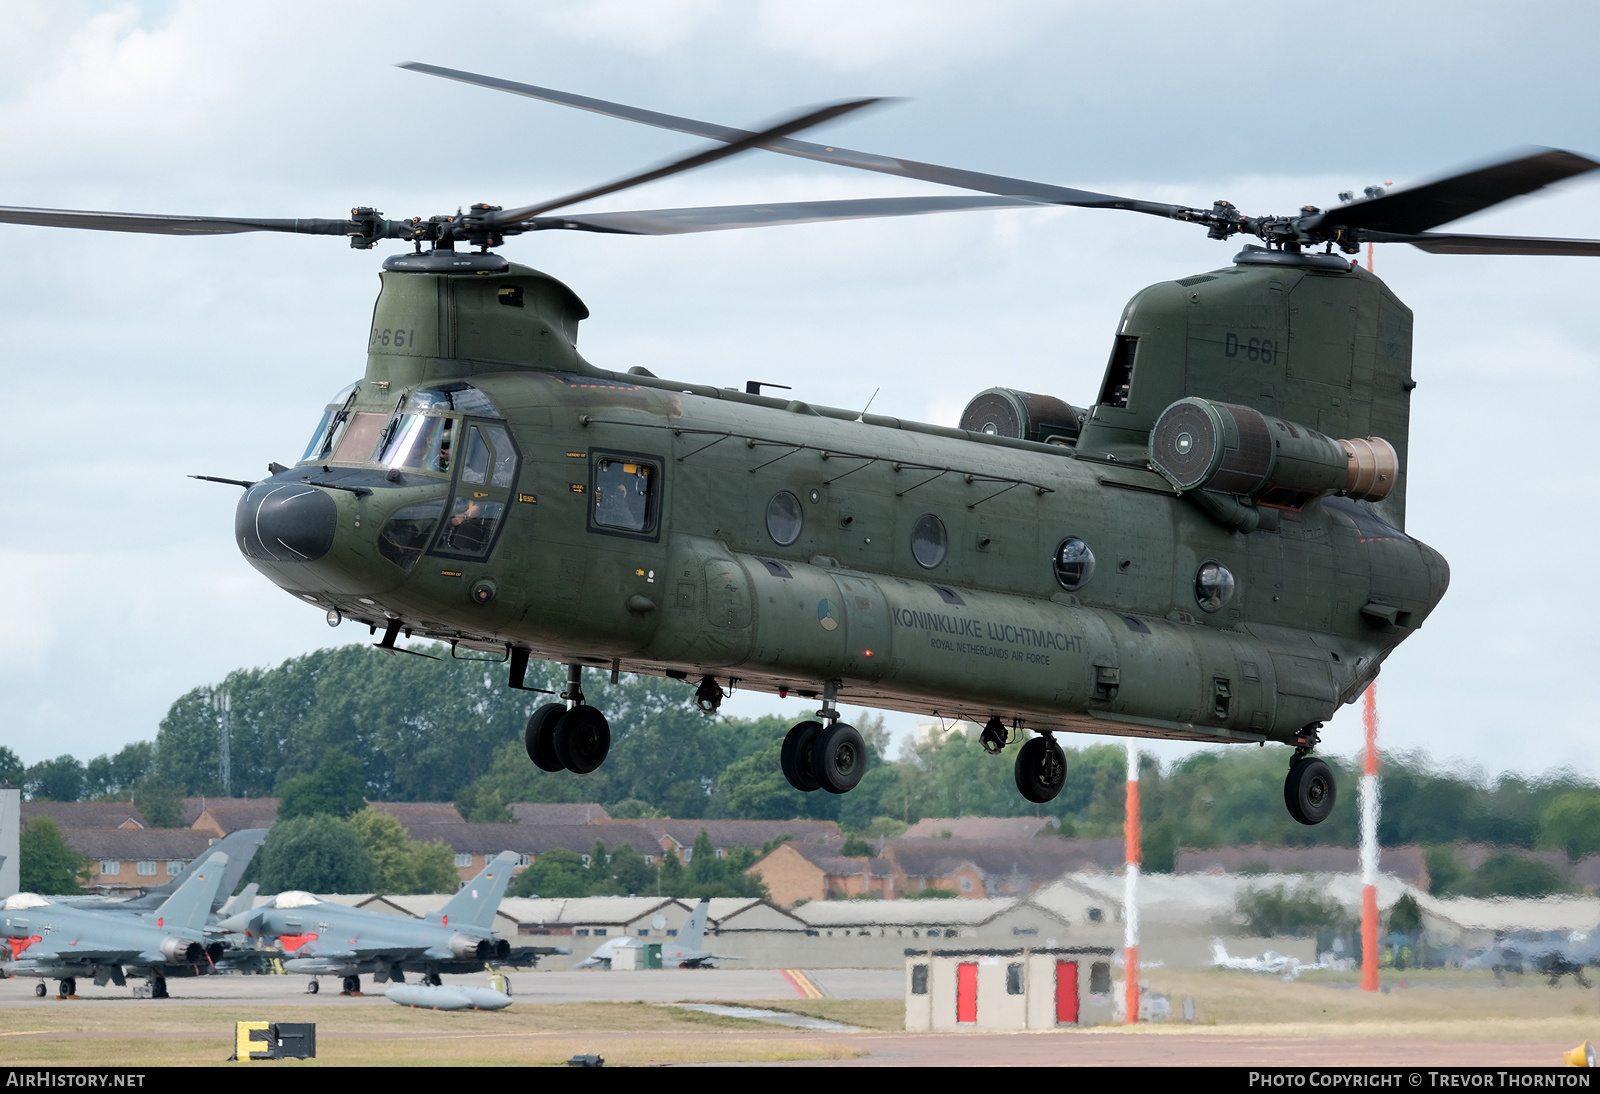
[
  {"left": 159, "top": 936, "right": 205, "bottom": 964},
  {"left": 1150, "top": 397, "right": 1398, "bottom": 509},
  {"left": 446, "top": 933, "right": 491, "bottom": 960},
  {"left": 959, "top": 388, "right": 1086, "bottom": 447}
]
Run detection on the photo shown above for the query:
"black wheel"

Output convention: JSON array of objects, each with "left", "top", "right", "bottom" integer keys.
[
  {"left": 34, "top": 982, "right": 46, "bottom": 997},
  {"left": 1284, "top": 756, "right": 1337, "bottom": 825},
  {"left": 151, "top": 976, "right": 168, "bottom": 1000},
  {"left": 1014, "top": 735, "right": 1066, "bottom": 804},
  {"left": 307, "top": 979, "right": 319, "bottom": 995},
  {"left": 780, "top": 721, "right": 823, "bottom": 792},
  {"left": 524, "top": 703, "right": 567, "bottom": 772},
  {"left": 342, "top": 975, "right": 361, "bottom": 995},
  {"left": 61, "top": 977, "right": 76, "bottom": 998},
  {"left": 554, "top": 705, "right": 611, "bottom": 774},
  {"left": 811, "top": 722, "right": 867, "bottom": 794}
]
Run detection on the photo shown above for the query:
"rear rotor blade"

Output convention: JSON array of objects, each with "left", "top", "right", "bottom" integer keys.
[
  {"left": 0, "top": 206, "right": 362, "bottom": 237},
  {"left": 492, "top": 97, "right": 884, "bottom": 224},
  {"left": 401, "top": 62, "right": 1181, "bottom": 218},
  {"left": 1315, "top": 149, "right": 1600, "bottom": 235},
  {"left": 518, "top": 194, "right": 1049, "bottom": 235}
]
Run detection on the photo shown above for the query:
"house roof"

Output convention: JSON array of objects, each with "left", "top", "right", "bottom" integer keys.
[
  {"left": 793, "top": 897, "right": 1026, "bottom": 928},
  {"left": 885, "top": 837, "right": 1124, "bottom": 881},
  {"left": 785, "top": 842, "right": 894, "bottom": 878},
  {"left": 22, "top": 801, "right": 147, "bottom": 829},
  {"left": 401, "top": 822, "right": 663, "bottom": 856},
  {"left": 498, "top": 896, "right": 680, "bottom": 926},
  {"left": 509, "top": 803, "right": 611, "bottom": 825},
  {"left": 1036, "top": 871, "right": 1417, "bottom": 921},
  {"left": 1175, "top": 844, "right": 1429, "bottom": 886},
  {"left": 367, "top": 801, "right": 464, "bottom": 826},
  {"left": 62, "top": 827, "right": 216, "bottom": 859},
  {"left": 610, "top": 818, "right": 843, "bottom": 850},
  {"left": 189, "top": 799, "right": 279, "bottom": 833},
  {"left": 1414, "top": 894, "right": 1600, "bottom": 934},
  {"left": 902, "top": 817, "right": 1057, "bottom": 841}
]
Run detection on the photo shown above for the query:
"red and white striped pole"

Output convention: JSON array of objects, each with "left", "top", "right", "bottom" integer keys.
[
  {"left": 1360, "top": 682, "right": 1380, "bottom": 992},
  {"left": 1124, "top": 740, "right": 1141, "bottom": 1024}
]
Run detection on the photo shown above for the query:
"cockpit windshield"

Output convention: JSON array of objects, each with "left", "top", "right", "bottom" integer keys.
[{"left": 300, "top": 381, "right": 360, "bottom": 463}]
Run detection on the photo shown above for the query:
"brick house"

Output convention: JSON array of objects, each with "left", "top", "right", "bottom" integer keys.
[{"left": 58, "top": 828, "right": 218, "bottom": 893}]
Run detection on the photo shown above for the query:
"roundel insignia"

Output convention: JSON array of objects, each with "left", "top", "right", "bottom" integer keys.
[{"left": 817, "top": 598, "right": 839, "bottom": 631}]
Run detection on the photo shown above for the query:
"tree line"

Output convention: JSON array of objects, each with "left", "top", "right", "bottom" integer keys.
[{"left": 10, "top": 644, "right": 1600, "bottom": 890}]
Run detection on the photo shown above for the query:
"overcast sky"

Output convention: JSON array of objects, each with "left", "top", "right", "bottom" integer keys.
[{"left": 2, "top": 0, "right": 1598, "bottom": 785}]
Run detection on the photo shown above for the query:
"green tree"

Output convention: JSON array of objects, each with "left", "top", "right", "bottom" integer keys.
[
  {"left": 24, "top": 755, "right": 85, "bottom": 802},
  {"left": 507, "top": 848, "right": 590, "bottom": 898},
  {"left": 607, "top": 843, "right": 655, "bottom": 895},
  {"left": 1539, "top": 792, "right": 1600, "bottom": 860},
  {"left": 278, "top": 750, "right": 366, "bottom": 820},
  {"left": 455, "top": 782, "right": 512, "bottom": 823},
  {"left": 84, "top": 742, "right": 154, "bottom": 800},
  {"left": 1235, "top": 883, "right": 1350, "bottom": 937},
  {"left": 839, "top": 835, "right": 873, "bottom": 857},
  {"left": 257, "top": 815, "right": 374, "bottom": 894},
  {"left": 715, "top": 741, "right": 807, "bottom": 820},
  {"left": 132, "top": 775, "right": 184, "bottom": 828},
  {"left": 0, "top": 746, "right": 23, "bottom": 786},
  {"left": 1387, "top": 893, "right": 1423, "bottom": 936},
  {"left": 349, "top": 808, "right": 457, "bottom": 894},
  {"left": 1424, "top": 846, "right": 1467, "bottom": 896},
  {"left": 19, "top": 817, "right": 91, "bottom": 894},
  {"left": 1452, "top": 852, "right": 1569, "bottom": 898}
]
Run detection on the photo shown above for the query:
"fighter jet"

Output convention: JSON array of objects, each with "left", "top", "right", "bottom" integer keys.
[
  {"left": 662, "top": 898, "right": 739, "bottom": 969},
  {"left": 1468, "top": 927, "right": 1600, "bottom": 987},
  {"left": 48, "top": 830, "right": 266, "bottom": 915},
  {"left": 1, "top": 852, "right": 228, "bottom": 999},
  {"left": 222, "top": 851, "right": 564, "bottom": 995}
]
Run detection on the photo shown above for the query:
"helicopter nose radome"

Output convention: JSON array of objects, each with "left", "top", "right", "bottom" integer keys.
[{"left": 236, "top": 482, "right": 338, "bottom": 563}]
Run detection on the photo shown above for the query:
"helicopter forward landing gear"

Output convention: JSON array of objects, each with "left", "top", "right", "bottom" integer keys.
[
  {"left": 1014, "top": 734, "right": 1066, "bottom": 804},
  {"left": 523, "top": 666, "right": 612, "bottom": 774},
  {"left": 1284, "top": 755, "right": 1337, "bottom": 826},
  {"left": 780, "top": 720, "right": 823, "bottom": 792}
]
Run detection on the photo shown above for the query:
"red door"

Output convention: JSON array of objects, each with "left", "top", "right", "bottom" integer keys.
[
  {"left": 1055, "top": 961, "right": 1079, "bottom": 1024},
  {"left": 956, "top": 962, "right": 978, "bottom": 1024}
]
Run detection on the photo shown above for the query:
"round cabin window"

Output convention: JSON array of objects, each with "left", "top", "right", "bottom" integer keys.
[
  {"left": 1053, "top": 537, "right": 1096, "bottom": 591},
  {"left": 765, "top": 490, "right": 804, "bottom": 546},
  {"left": 910, "top": 513, "right": 948, "bottom": 569},
  {"left": 1195, "top": 560, "right": 1236, "bottom": 613}
]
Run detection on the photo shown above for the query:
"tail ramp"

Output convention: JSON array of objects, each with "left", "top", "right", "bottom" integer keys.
[
  {"left": 679, "top": 897, "right": 711, "bottom": 951},
  {"left": 153, "top": 853, "right": 229, "bottom": 934},
  {"left": 437, "top": 851, "right": 519, "bottom": 930}
]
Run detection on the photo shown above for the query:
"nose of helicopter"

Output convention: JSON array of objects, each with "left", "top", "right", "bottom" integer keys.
[{"left": 235, "top": 482, "right": 338, "bottom": 562}]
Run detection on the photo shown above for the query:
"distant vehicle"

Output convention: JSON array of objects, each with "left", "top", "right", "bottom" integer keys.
[
  {"left": 221, "top": 851, "right": 566, "bottom": 995},
  {"left": 663, "top": 898, "right": 739, "bottom": 969},
  {"left": 0, "top": 852, "right": 229, "bottom": 999},
  {"left": 1210, "top": 939, "right": 1304, "bottom": 979},
  {"left": 576, "top": 935, "right": 646, "bottom": 970},
  {"left": 49, "top": 829, "right": 266, "bottom": 914},
  {"left": 1468, "top": 928, "right": 1600, "bottom": 987}
]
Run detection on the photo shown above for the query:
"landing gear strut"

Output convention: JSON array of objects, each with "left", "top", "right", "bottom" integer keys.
[
  {"left": 523, "top": 665, "right": 611, "bottom": 774},
  {"left": 1014, "top": 733, "right": 1066, "bottom": 804},
  {"left": 779, "top": 680, "right": 866, "bottom": 795}
]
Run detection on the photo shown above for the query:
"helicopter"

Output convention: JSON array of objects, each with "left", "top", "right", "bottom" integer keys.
[{"left": 7, "top": 64, "right": 1599, "bottom": 827}]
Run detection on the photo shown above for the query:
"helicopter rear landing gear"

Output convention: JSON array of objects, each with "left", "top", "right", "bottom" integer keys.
[
  {"left": 1284, "top": 755, "right": 1337, "bottom": 825},
  {"left": 779, "top": 681, "right": 868, "bottom": 794},
  {"left": 1014, "top": 733, "right": 1066, "bottom": 804}
]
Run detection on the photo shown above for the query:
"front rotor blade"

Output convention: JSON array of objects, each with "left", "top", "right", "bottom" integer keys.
[
  {"left": 492, "top": 97, "right": 884, "bottom": 223},
  {"left": 401, "top": 62, "right": 1180, "bottom": 217},
  {"left": 1367, "top": 230, "right": 1600, "bottom": 256},
  {"left": 0, "top": 206, "right": 360, "bottom": 236},
  {"left": 1315, "top": 149, "right": 1600, "bottom": 235},
  {"left": 519, "top": 195, "right": 1049, "bottom": 235}
]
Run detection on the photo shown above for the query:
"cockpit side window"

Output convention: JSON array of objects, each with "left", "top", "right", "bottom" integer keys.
[
  {"left": 377, "top": 414, "right": 453, "bottom": 475},
  {"left": 430, "top": 420, "right": 521, "bottom": 562}
]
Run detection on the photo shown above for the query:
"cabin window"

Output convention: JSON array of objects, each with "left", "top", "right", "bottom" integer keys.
[
  {"left": 911, "top": 965, "right": 929, "bottom": 994},
  {"left": 589, "top": 454, "right": 661, "bottom": 538},
  {"left": 765, "top": 490, "right": 804, "bottom": 546},
  {"left": 378, "top": 500, "right": 446, "bottom": 572},
  {"left": 1195, "top": 560, "right": 1236, "bottom": 613},
  {"left": 1006, "top": 963, "right": 1025, "bottom": 995},
  {"left": 1054, "top": 537, "right": 1096, "bottom": 591},
  {"left": 1089, "top": 961, "right": 1112, "bottom": 994},
  {"left": 911, "top": 513, "right": 948, "bottom": 569}
]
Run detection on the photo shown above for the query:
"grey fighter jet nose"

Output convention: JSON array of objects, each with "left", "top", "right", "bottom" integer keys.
[{"left": 236, "top": 482, "right": 338, "bottom": 562}]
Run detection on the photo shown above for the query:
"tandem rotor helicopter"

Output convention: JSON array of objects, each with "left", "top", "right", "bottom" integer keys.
[{"left": 8, "top": 63, "right": 1600, "bottom": 825}]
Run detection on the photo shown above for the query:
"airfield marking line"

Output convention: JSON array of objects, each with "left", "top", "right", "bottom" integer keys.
[{"left": 781, "top": 969, "right": 825, "bottom": 998}]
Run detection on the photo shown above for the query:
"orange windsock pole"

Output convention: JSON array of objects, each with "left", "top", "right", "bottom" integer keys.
[
  {"left": 1123, "top": 741, "right": 1141, "bottom": 1024},
  {"left": 1360, "top": 682, "right": 1381, "bottom": 991}
]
